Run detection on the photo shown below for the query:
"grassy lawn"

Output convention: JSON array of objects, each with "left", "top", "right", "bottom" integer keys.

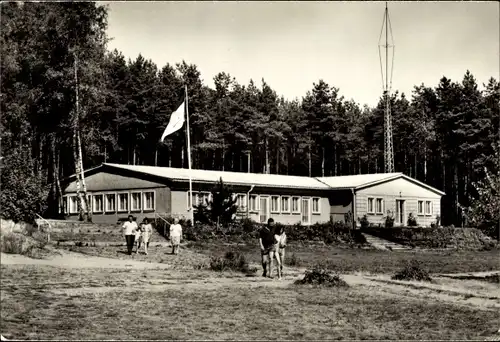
[
  {"left": 1, "top": 264, "right": 498, "bottom": 340},
  {"left": 58, "top": 241, "right": 500, "bottom": 274}
]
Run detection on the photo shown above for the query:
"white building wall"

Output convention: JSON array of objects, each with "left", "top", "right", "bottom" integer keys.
[{"left": 356, "top": 178, "right": 442, "bottom": 227}]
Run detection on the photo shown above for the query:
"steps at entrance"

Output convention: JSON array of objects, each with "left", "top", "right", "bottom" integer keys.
[{"left": 362, "top": 233, "right": 412, "bottom": 251}]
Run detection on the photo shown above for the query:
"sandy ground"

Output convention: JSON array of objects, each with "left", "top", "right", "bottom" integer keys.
[{"left": 2, "top": 249, "right": 499, "bottom": 314}]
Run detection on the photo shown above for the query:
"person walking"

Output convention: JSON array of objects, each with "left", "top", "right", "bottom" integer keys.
[
  {"left": 138, "top": 218, "right": 153, "bottom": 255},
  {"left": 122, "top": 215, "right": 138, "bottom": 255},
  {"left": 274, "top": 225, "right": 287, "bottom": 278},
  {"left": 169, "top": 218, "right": 183, "bottom": 255},
  {"left": 259, "top": 218, "right": 277, "bottom": 278}
]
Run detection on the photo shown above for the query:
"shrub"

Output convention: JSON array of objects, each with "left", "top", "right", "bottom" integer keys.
[
  {"left": 209, "top": 251, "right": 256, "bottom": 274},
  {"left": 295, "top": 264, "right": 349, "bottom": 287},
  {"left": 392, "top": 260, "right": 432, "bottom": 282},
  {"left": 385, "top": 212, "right": 395, "bottom": 228},
  {"left": 209, "top": 178, "right": 238, "bottom": 228},
  {"left": 193, "top": 202, "right": 211, "bottom": 225},
  {"left": 0, "top": 231, "right": 49, "bottom": 258},
  {"left": 407, "top": 213, "right": 418, "bottom": 227},
  {"left": 359, "top": 215, "right": 369, "bottom": 229},
  {"left": 0, "top": 148, "right": 48, "bottom": 224},
  {"left": 287, "top": 253, "right": 300, "bottom": 267},
  {"left": 241, "top": 218, "right": 257, "bottom": 233}
]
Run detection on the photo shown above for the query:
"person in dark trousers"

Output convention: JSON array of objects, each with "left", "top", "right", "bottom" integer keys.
[
  {"left": 122, "top": 215, "right": 138, "bottom": 255},
  {"left": 259, "top": 218, "right": 276, "bottom": 278}
]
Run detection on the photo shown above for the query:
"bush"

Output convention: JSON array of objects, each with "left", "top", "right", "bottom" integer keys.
[
  {"left": 0, "top": 148, "right": 48, "bottom": 224},
  {"left": 0, "top": 231, "right": 49, "bottom": 258},
  {"left": 209, "top": 251, "right": 256, "bottom": 274},
  {"left": 287, "top": 253, "right": 300, "bottom": 267},
  {"left": 295, "top": 264, "right": 349, "bottom": 287},
  {"left": 392, "top": 260, "right": 432, "bottom": 282},
  {"left": 385, "top": 214, "right": 395, "bottom": 228},
  {"left": 407, "top": 213, "right": 418, "bottom": 227},
  {"left": 359, "top": 215, "right": 369, "bottom": 229},
  {"left": 363, "top": 226, "right": 497, "bottom": 250}
]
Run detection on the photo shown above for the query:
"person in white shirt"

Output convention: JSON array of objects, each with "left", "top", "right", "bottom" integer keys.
[
  {"left": 122, "top": 215, "right": 138, "bottom": 255},
  {"left": 137, "top": 218, "right": 153, "bottom": 255},
  {"left": 169, "top": 218, "right": 183, "bottom": 255}
]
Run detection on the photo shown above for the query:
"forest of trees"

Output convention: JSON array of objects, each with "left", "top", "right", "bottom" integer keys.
[{"left": 1, "top": 2, "right": 498, "bottom": 231}]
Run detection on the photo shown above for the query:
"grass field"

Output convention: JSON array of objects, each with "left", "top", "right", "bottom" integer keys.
[
  {"left": 1, "top": 240, "right": 500, "bottom": 340},
  {"left": 62, "top": 240, "right": 500, "bottom": 274}
]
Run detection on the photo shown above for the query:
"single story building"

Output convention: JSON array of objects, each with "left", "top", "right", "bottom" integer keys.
[{"left": 62, "top": 163, "right": 444, "bottom": 228}]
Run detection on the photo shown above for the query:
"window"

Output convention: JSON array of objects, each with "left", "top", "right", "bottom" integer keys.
[
  {"left": 418, "top": 201, "right": 424, "bottom": 215},
  {"left": 249, "top": 195, "right": 259, "bottom": 211},
  {"left": 62, "top": 197, "right": 68, "bottom": 214},
  {"left": 271, "top": 196, "right": 280, "bottom": 213},
  {"left": 292, "top": 197, "right": 300, "bottom": 213},
  {"left": 194, "top": 192, "right": 210, "bottom": 207},
  {"left": 281, "top": 196, "right": 290, "bottom": 213},
  {"left": 375, "top": 198, "right": 384, "bottom": 214},
  {"left": 143, "top": 191, "right": 155, "bottom": 211},
  {"left": 105, "top": 194, "right": 116, "bottom": 212},
  {"left": 69, "top": 196, "right": 78, "bottom": 214},
  {"left": 93, "top": 194, "right": 104, "bottom": 213},
  {"left": 131, "top": 192, "right": 141, "bottom": 211},
  {"left": 425, "top": 201, "right": 432, "bottom": 215},
  {"left": 368, "top": 198, "right": 374, "bottom": 214},
  {"left": 236, "top": 194, "right": 247, "bottom": 210},
  {"left": 312, "top": 198, "right": 320, "bottom": 214},
  {"left": 118, "top": 193, "right": 129, "bottom": 212}
]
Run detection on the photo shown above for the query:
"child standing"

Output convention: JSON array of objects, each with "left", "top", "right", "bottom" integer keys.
[
  {"left": 139, "top": 218, "right": 153, "bottom": 255},
  {"left": 169, "top": 218, "right": 183, "bottom": 255}
]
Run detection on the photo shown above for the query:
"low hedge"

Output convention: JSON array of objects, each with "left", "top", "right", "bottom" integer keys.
[
  {"left": 154, "top": 217, "right": 367, "bottom": 245},
  {"left": 361, "top": 226, "right": 498, "bottom": 250}
]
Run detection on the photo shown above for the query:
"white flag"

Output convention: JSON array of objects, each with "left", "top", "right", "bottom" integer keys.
[{"left": 160, "top": 100, "right": 185, "bottom": 142}]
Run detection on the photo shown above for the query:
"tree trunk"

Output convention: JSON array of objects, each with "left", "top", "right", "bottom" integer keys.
[
  {"left": 77, "top": 128, "right": 91, "bottom": 222},
  {"left": 265, "top": 138, "right": 269, "bottom": 174},
  {"left": 55, "top": 144, "right": 63, "bottom": 215},
  {"left": 424, "top": 146, "right": 427, "bottom": 182},
  {"left": 181, "top": 147, "right": 185, "bottom": 168},
  {"left": 276, "top": 148, "right": 279, "bottom": 174},
  {"left": 454, "top": 162, "right": 459, "bottom": 225},
  {"left": 155, "top": 147, "right": 158, "bottom": 166},
  {"left": 333, "top": 145, "right": 337, "bottom": 176},
  {"left": 308, "top": 143, "right": 312, "bottom": 177},
  {"left": 73, "top": 52, "right": 89, "bottom": 222},
  {"left": 248, "top": 151, "right": 251, "bottom": 173},
  {"left": 321, "top": 146, "right": 325, "bottom": 177},
  {"left": 222, "top": 142, "right": 225, "bottom": 171}
]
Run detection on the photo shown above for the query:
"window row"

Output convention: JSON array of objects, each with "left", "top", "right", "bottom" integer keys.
[
  {"left": 418, "top": 200, "right": 433, "bottom": 215},
  {"left": 63, "top": 191, "right": 155, "bottom": 214},
  {"left": 188, "top": 192, "right": 321, "bottom": 215},
  {"left": 248, "top": 194, "right": 320, "bottom": 214},
  {"left": 367, "top": 198, "right": 434, "bottom": 216}
]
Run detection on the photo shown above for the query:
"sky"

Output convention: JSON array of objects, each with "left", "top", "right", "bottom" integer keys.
[{"left": 102, "top": 1, "right": 499, "bottom": 107}]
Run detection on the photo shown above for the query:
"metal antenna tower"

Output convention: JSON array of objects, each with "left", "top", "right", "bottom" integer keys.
[{"left": 378, "top": 2, "right": 395, "bottom": 173}]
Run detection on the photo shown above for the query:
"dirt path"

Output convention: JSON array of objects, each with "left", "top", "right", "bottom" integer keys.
[{"left": 2, "top": 250, "right": 499, "bottom": 312}]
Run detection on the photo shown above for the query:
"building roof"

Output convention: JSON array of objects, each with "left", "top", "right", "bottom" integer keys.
[
  {"left": 66, "top": 163, "right": 445, "bottom": 195},
  {"left": 316, "top": 173, "right": 402, "bottom": 189},
  {"left": 103, "top": 163, "right": 331, "bottom": 190},
  {"left": 317, "top": 172, "right": 445, "bottom": 195}
]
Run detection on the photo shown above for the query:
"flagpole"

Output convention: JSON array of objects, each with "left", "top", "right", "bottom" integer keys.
[{"left": 185, "top": 84, "right": 194, "bottom": 224}]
